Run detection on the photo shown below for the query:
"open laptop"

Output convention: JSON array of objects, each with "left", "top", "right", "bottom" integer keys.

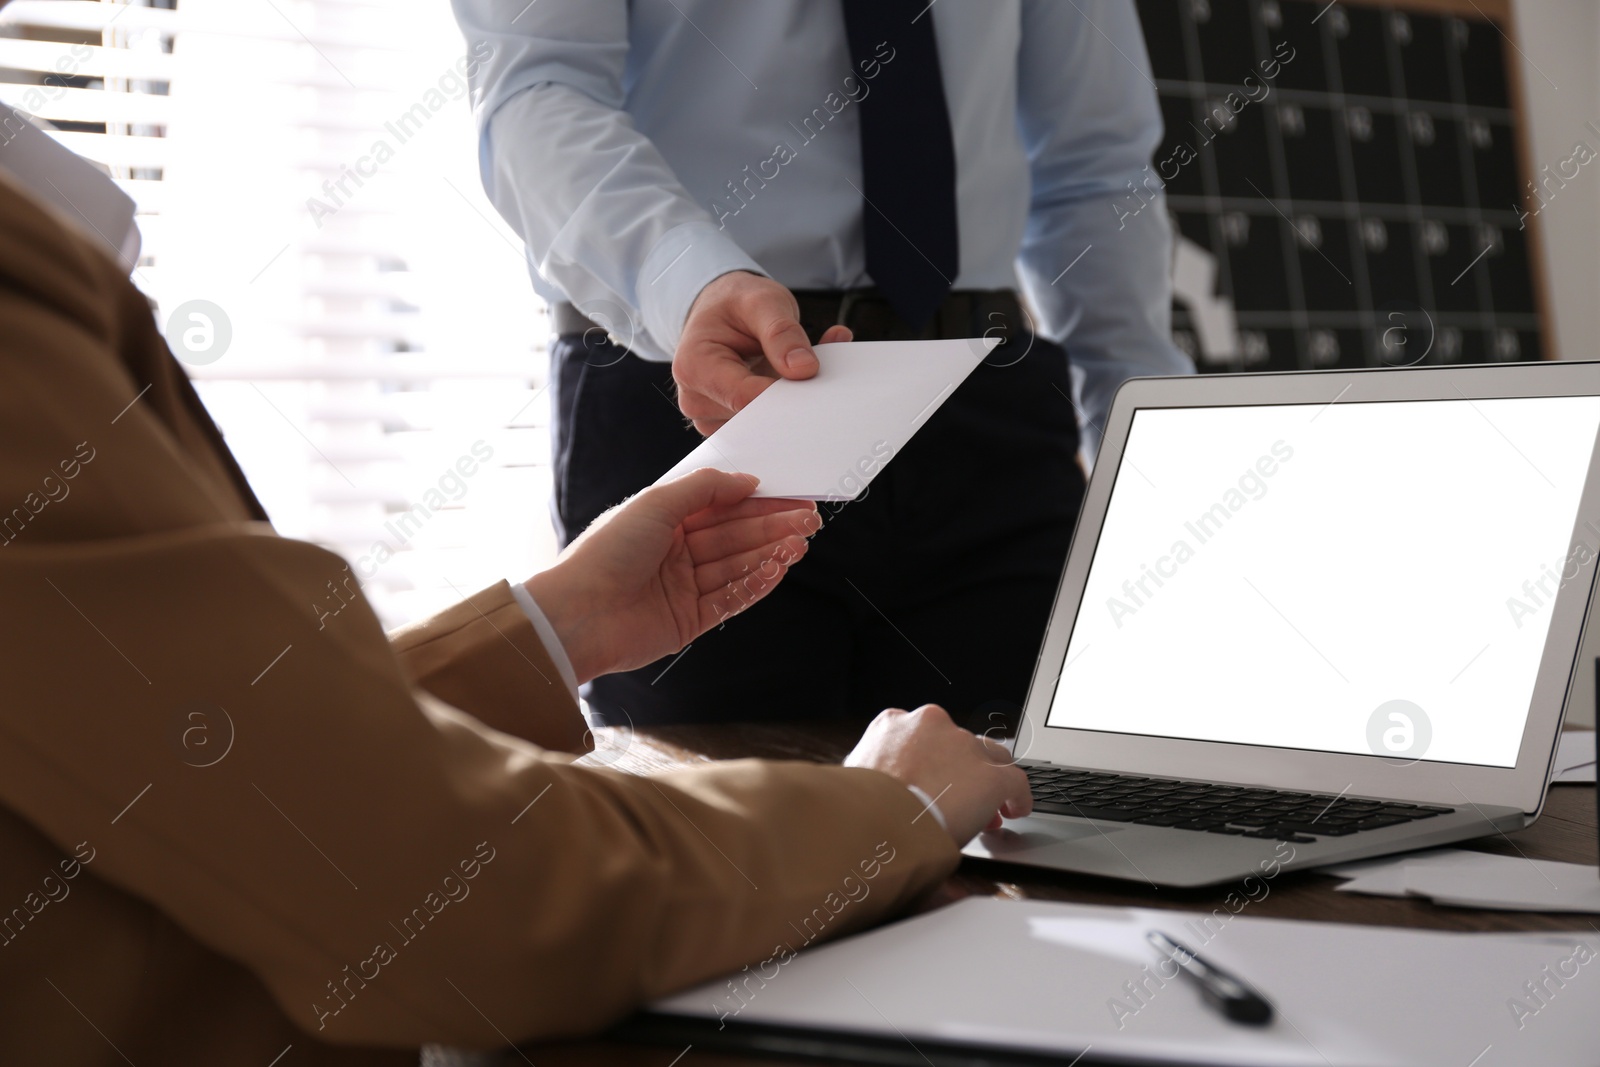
[{"left": 965, "top": 361, "right": 1600, "bottom": 887}]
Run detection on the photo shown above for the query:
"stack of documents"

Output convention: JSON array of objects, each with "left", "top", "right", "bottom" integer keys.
[
  {"left": 1328, "top": 848, "right": 1600, "bottom": 912},
  {"left": 647, "top": 897, "right": 1598, "bottom": 1066}
]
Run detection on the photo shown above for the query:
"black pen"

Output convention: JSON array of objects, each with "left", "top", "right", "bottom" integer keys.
[{"left": 1146, "top": 930, "right": 1274, "bottom": 1025}]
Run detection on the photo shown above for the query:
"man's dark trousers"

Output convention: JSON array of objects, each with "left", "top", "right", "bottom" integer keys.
[{"left": 548, "top": 300, "right": 1087, "bottom": 731}]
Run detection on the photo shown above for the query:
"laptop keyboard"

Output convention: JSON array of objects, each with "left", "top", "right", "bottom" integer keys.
[{"left": 1025, "top": 767, "right": 1455, "bottom": 843}]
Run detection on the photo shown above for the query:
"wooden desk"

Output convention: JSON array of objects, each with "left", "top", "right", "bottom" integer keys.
[{"left": 524, "top": 724, "right": 1598, "bottom": 1066}]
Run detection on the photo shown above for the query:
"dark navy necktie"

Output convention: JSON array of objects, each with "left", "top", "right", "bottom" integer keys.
[{"left": 840, "top": 0, "right": 960, "bottom": 332}]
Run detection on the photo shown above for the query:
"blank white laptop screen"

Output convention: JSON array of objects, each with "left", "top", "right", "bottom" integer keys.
[{"left": 1047, "top": 396, "right": 1600, "bottom": 768}]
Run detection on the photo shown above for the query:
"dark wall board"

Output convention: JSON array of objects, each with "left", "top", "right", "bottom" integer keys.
[{"left": 1133, "top": 0, "right": 1550, "bottom": 372}]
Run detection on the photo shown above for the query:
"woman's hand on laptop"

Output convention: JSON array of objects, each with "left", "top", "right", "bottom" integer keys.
[
  {"left": 845, "top": 705, "right": 1033, "bottom": 846},
  {"left": 523, "top": 468, "right": 819, "bottom": 684}
]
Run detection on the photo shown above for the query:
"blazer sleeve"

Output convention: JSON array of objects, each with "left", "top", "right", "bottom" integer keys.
[
  {"left": 0, "top": 177, "right": 960, "bottom": 1050},
  {"left": 387, "top": 581, "right": 593, "bottom": 755}
]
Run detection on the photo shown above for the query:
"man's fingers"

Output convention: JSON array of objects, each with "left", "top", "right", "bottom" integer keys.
[
  {"left": 674, "top": 354, "right": 774, "bottom": 424},
  {"left": 755, "top": 302, "right": 820, "bottom": 379},
  {"left": 675, "top": 387, "right": 737, "bottom": 426},
  {"left": 684, "top": 508, "right": 819, "bottom": 560},
  {"left": 818, "top": 324, "right": 853, "bottom": 345},
  {"left": 674, "top": 277, "right": 818, "bottom": 432}
]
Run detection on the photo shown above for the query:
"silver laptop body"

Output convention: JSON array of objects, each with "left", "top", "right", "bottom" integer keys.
[{"left": 965, "top": 362, "right": 1600, "bottom": 887}]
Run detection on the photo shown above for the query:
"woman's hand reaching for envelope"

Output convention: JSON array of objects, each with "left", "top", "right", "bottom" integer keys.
[
  {"left": 521, "top": 469, "right": 1030, "bottom": 846},
  {"left": 523, "top": 468, "right": 819, "bottom": 684}
]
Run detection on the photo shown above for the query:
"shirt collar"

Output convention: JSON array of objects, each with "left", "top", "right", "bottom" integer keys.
[{"left": 0, "top": 108, "right": 141, "bottom": 272}]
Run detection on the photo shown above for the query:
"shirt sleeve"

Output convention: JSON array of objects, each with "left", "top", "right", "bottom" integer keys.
[
  {"left": 901, "top": 783, "right": 949, "bottom": 833},
  {"left": 452, "top": 0, "right": 764, "bottom": 360},
  {"left": 1013, "top": 0, "right": 1194, "bottom": 466},
  {"left": 509, "top": 579, "right": 581, "bottom": 703}
]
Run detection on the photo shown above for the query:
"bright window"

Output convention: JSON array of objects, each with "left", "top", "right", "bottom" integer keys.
[{"left": 1, "top": 0, "right": 557, "bottom": 628}]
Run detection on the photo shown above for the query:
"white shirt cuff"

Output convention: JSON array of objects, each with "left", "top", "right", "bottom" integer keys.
[
  {"left": 508, "top": 581, "right": 581, "bottom": 704},
  {"left": 903, "top": 783, "right": 949, "bottom": 833},
  {"left": 636, "top": 220, "right": 766, "bottom": 359}
]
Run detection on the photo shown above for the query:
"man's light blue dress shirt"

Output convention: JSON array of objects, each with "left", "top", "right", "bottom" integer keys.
[{"left": 453, "top": 0, "right": 1193, "bottom": 458}]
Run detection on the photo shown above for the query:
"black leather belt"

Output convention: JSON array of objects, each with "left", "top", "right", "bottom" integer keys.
[
  {"left": 551, "top": 301, "right": 619, "bottom": 338},
  {"left": 553, "top": 287, "right": 1027, "bottom": 348}
]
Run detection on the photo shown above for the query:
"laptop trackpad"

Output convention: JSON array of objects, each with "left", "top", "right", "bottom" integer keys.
[{"left": 974, "top": 823, "right": 1117, "bottom": 857}]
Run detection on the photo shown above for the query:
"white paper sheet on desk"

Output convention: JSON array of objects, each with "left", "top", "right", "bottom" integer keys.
[
  {"left": 649, "top": 897, "right": 1599, "bottom": 1066},
  {"left": 655, "top": 337, "right": 999, "bottom": 500},
  {"left": 1554, "top": 729, "right": 1596, "bottom": 783},
  {"left": 1328, "top": 848, "right": 1481, "bottom": 897},
  {"left": 1331, "top": 848, "right": 1600, "bottom": 912},
  {"left": 1409, "top": 855, "right": 1600, "bottom": 912}
]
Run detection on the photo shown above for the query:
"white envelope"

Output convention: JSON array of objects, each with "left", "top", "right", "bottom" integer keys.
[{"left": 656, "top": 337, "right": 999, "bottom": 500}]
